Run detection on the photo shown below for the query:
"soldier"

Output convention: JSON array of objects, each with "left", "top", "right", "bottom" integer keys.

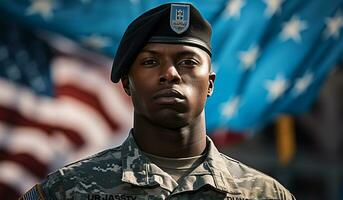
[{"left": 21, "top": 3, "right": 295, "bottom": 200}]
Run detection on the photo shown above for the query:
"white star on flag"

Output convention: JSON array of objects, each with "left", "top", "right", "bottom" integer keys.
[
  {"left": 264, "top": 74, "right": 289, "bottom": 101},
  {"left": 31, "top": 77, "right": 46, "bottom": 92},
  {"left": 324, "top": 12, "right": 343, "bottom": 39},
  {"left": 293, "top": 72, "right": 313, "bottom": 96},
  {"left": 80, "top": 35, "right": 112, "bottom": 49},
  {"left": 80, "top": 0, "right": 92, "bottom": 3},
  {"left": 130, "top": 0, "right": 140, "bottom": 5},
  {"left": 221, "top": 96, "right": 240, "bottom": 119},
  {"left": 263, "top": 0, "right": 284, "bottom": 17},
  {"left": 238, "top": 45, "right": 260, "bottom": 70},
  {"left": 280, "top": 16, "right": 308, "bottom": 43},
  {"left": 224, "top": 0, "right": 245, "bottom": 19},
  {"left": 26, "top": 0, "right": 55, "bottom": 20},
  {"left": 6, "top": 65, "right": 21, "bottom": 80}
]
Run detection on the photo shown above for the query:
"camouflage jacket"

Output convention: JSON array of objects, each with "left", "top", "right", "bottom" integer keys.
[{"left": 21, "top": 132, "right": 295, "bottom": 200}]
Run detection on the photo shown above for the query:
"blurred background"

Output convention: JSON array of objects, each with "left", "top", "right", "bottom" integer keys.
[{"left": 0, "top": 0, "right": 342, "bottom": 199}]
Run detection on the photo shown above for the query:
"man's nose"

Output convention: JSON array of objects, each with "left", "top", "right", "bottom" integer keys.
[{"left": 159, "top": 63, "right": 181, "bottom": 84}]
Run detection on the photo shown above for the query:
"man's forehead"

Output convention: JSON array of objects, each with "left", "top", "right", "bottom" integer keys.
[{"left": 139, "top": 43, "right": 209, "bottom": 57}]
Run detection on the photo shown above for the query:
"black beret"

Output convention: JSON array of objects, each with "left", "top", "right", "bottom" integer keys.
[{"left": 111, "top": 3, "right": 212, "bottom": 83}]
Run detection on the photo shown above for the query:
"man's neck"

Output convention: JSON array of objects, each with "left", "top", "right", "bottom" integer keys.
[{"left": 132, "top": 113, "right": 207, "bottom": 158}]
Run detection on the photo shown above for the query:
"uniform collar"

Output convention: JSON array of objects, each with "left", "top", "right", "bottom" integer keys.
[
  {"left": 121, "top": 131, "right": 177, "bottom": 192},
  {"left": 121, "top": 130, "right": 242, "bottom": 195}
]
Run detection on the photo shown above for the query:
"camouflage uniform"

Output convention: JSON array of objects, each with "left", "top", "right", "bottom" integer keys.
[{"left": 21, "top": 132, "right": 295, "bottom": 200}]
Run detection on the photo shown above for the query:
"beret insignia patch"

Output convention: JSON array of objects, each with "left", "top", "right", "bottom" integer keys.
[{"left": 170, "top": 4, "right": 190, "bottom": 34}]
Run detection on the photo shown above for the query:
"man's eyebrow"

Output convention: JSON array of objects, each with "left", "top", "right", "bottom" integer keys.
[
  {"left": 139, "top": 49, "right": 160, "bottom": 55},
  {"left": 175, "top": 50, "right": 201, "bottom": 58}
]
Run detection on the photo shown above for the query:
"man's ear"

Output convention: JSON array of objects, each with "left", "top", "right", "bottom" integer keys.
[
  {"left": 121, "top": 75, "right": 131, "bottom": 96},
  {"left": 207, "top": 72, "right": 216, "bottom": 97}
]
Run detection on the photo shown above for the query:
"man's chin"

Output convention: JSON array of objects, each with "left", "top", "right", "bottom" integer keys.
[{"left": 152, "top": 112, "right": 190, "bottom": 129}]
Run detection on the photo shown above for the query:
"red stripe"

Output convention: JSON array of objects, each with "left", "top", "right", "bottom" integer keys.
[
  {"left": 0, "top": 106, "right": 85, "bottom": 147},
  {"left": 0, "top": 182, "right": 20, "bottom": 200},
  {"left": 0, "top": 149, "right": 48, "bottom": 178},
  {"left": 209, "top": 130, "right": 246, "bottom": 147},
  {"left": 56, "top": 84, "right": 121, "bottom": 131}
]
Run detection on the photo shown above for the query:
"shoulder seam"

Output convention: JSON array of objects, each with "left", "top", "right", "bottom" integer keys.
[{"left": 219, "top": 153, "right": 240, "bottom": 163}]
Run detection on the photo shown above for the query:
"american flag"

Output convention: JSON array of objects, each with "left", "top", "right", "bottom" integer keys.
[
  {"left": 0, "top": 22, "right": 133, "bottom": 199},
  {"left": 0, "top": 0, "right": 343, "bottom": 198},
  {"left": 1, "top": 0, "right": 342, "bottom": 131}
]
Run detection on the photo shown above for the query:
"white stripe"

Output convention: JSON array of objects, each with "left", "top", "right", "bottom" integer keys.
[
  {"left": 0, "top": 79, "right": 116, "bottom": 150},
  {"left": 0, "top": 78, "right": 50, "bottom": 118},
  {"left": 55, "top": 97, "right": 114, "bottom": 147},
  {"left": 0, "top": 56, "right": 133, "bottom": 167},
  {"left": 0, "top": 161, "right": 39, "bottom": 193},
  {"left": 52, "top": 56, "right": 133, "bottom": 129},
  {"left": 0, "top": 122, "right": 72, "bottom": 166}
]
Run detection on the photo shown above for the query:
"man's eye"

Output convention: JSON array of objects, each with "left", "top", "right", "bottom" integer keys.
[
  {"left": 141, "top": 59, "right": 158, "bottom": 65},
  {"left": 179, "top": 59, "right": 198, "bottom": 66}
]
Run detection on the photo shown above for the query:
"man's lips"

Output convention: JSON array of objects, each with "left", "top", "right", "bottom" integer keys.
[{"left": 153, "top": 89, "right": 186, "bottom": 104}]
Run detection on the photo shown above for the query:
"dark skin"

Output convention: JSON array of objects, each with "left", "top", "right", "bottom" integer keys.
[{"left": 121, "top": 43, "right": 215, "bottom": 158}]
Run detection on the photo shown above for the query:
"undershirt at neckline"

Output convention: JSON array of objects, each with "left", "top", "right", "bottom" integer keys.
[{"left": 142, "top": 151, "right": 207, "bottom": 183}]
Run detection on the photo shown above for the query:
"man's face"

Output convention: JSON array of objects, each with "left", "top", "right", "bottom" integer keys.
[{"left": 122, "top": 43, "right": 215, "bottom": 129}]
